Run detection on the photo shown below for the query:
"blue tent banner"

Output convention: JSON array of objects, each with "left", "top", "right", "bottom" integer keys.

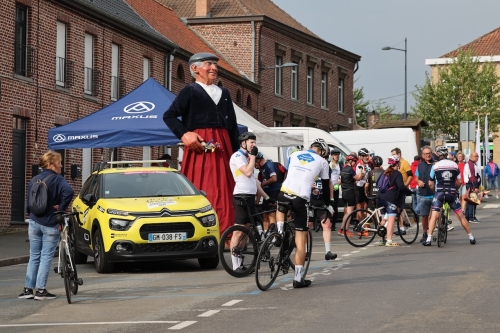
[{"left": 48, "top": 78, "right": 247, "bottom": 149}]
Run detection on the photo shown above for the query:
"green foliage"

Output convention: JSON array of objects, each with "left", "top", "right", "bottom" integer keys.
[
  {"left": 354, "top": 84, "right": 370, "bottom": 127},
  {"left": 412, "top": 49, "right": 500, "bottom": 141}
]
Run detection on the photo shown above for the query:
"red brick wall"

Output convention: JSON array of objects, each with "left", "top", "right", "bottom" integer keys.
[{"left": 0, "top": 0, "right": 168, "bottom": 227}]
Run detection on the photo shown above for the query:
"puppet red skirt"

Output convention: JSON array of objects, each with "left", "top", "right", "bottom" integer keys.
[{"left": 181, "top": 128, "right": 235, "bottom": 235}]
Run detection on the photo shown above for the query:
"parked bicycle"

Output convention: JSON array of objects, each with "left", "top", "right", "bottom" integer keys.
[
  {"left": 219, "top": 195, "right": 278, "bottom": 278},
  {"left": 53, "top": 211, "right": 83, "bottom": 304}
]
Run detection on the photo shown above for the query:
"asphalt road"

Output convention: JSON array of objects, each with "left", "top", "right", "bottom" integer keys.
[{"left": 1, "top": 208, "right": 499, "bottom": 333}]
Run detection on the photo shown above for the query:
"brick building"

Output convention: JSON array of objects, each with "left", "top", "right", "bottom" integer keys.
[
  {"left": 1, "top": 0, "right": 178, "bottom": 226},
  {"left": 159, "top": 0, "right": 361, "bottom": 131}
]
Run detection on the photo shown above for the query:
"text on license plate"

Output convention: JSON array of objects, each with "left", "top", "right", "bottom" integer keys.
[{"left": 148, "top": 232, "right": 187, "bottom": 242}]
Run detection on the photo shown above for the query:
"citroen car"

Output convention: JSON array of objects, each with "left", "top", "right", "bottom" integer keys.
[{"left": 70, "top": 161, "right": 219, "bottom": 273}]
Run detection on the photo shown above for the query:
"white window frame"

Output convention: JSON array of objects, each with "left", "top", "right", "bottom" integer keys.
[
  {"left": 56, "top": 21, "right": 66, "bottom": 87},
  {"left": 143, "top": 57, "right": 150, "bottom": 81},
  {"left": 111, "top": 44, "right": 119, "bottom": 101},
  {"left": 307, "top": 67, "right": 314, "bottom": 104},
  {"left": 321, "top": 71, "right": 328, "bottom": 108},
  {"left": 291, "top": 63, "right": 298, "bottom": 100},
  {"left": 275, "top": 55, "right": 282, "bottom": 95},
  {"left": 338, "top": 77, "right": 344, "bottom": 113},
  {"left": 273, "top": 120, "right": 283, "bottom": 127},
  {"left": 84, "top": 33, "right": 94, "bottom": 95}
]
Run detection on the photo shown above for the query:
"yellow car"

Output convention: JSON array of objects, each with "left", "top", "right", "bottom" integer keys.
[{"left": 70, "top": 161, "right": 220, "bottom": 273}]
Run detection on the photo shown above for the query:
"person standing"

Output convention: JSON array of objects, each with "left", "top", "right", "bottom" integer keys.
[
  {"left": 464, "top": 152, "right": 481, "bottom": 223},
  {"left": 484, "top": 157, "right": 499, "bottom": 199},
  {"left": 255, "top": 152, "right": 282, "bottom": 230},
  {"left": 414, "top": 146, "right": 435, "bottom": 243},
  {"left": 329, "top": 148, "right": 342, "bottom": 230},
  {"left": 391, "top": 147, "right": 413, "bottom": 187},
  {"left": 339, "top": 154, "right": 366, "bottom": 236},
  {"left": 409, "top": 155, "right": 421, "bottom": 212},
  {"left": 456, "top": 152, "right": 467, "bottom": 211},
  {"left": 19, "top": 151, "right": 74, "bottom": 300},
  {"left": 163, "top": 53, "right": 239, "bottom": 235}
]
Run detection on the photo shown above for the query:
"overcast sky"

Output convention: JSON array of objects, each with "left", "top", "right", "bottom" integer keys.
[{"left": 272, "top": 0, "right": 500, "bottom": 115}]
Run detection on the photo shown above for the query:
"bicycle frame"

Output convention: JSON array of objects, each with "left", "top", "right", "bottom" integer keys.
[{"left": 56, "top": 217, "right": 75, "bottom": 276}]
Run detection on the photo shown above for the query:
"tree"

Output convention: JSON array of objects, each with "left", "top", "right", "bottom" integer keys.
[
  {"left": 412, "top": 49, "right": 500, "bottom": 142},
  {"left": 354, "top": 83, "right": 370, "bottom": 128},
  {"left": 371, "top": 100, "right": 397, "bottom": 121}
]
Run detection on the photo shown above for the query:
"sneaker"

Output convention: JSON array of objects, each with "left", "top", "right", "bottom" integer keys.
[
  {"left": 470, "top": 238, "right": 476, "bottom": 245},
  {"left": 420, "top": 233, "right": 428, "bottom": 243},
  {"left": 378, "top": 239, "right": 386, "bottom": 246},
  {"left": 293, "top": 279, "right": 312, "bottom": 288},
  {"left": 357, "top": 231, "right": 369, "bottom": 237},
  {"left": 394, "top": 230, "right": 406, "bottom": 236},
  {"left": 469, "top": 219, "right": 481, "bottom": 224},
  {"left": 18, "top": 288, "right": 34, "bottom": 299},
  {"left": 422, "top": 240, "right": 432, "bottom": 246},
  {"left": 234, "top": 266, "right": 248, "bottom": 273},
  {"left": 484, "top": 195, "right": 489, "bottom": 199},
  {"left": 447, "top": 226, "right": 454, "bottom": 231},
  {"left": 34, "top": 289, "right": 56, "bottom": 300},
  {"left": 344, "top": 230, "right": 354, "bottom": 237},
  {"left": 496, "top": 196, "right": 499, "bottom": 199},
  {"left": 337, "top": 229, "right": 344, "bottom": 236},
  {"left": 325, "top": 251, "right": 337, "bottom": 260}
]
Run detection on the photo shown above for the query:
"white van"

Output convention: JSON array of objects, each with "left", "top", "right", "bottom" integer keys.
[{"left": 332, "top": 128, "right": 419, "bottom": 168}]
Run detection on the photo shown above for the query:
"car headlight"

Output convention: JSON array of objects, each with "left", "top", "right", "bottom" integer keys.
[
  {"left": 109, "top": 218, "right": 134, "bottom": 231},
  {"left": 198, "top": 214, "right": 216, "bottom": 227},
  {"left": 107, "top": 208, "right": 129, "bottom": 216},
  {"left": 199, "top": 204, "right": 212, "bottom": 213}
]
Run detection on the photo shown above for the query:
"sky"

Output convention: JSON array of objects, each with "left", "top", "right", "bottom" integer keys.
[{"left": 272, "top": 0, "right": 500, "bottom": 115}]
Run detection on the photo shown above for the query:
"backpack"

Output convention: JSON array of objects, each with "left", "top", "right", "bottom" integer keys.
[
  {"left": 273, "top": 162, "right": 287, "bottom": 183},
  {"left": 28, "top": 174, "right": 55, "bottom": 217},
  {"left": 376, "top": 173, "right": 394, "bottom": 194},
  {"left": 369, "top": 169, "right": 384, "bottom": 196}
]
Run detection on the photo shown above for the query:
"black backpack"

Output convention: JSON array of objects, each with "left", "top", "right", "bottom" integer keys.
[{"left": 28, "top": 174, "right": 55, "bottom": 217}]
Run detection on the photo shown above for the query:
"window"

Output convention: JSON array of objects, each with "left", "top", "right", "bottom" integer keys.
[
  {"left": 14, "top": 4, "right": 32, "bottom": 77},
  {"left": 275, "top": 55, "right": 283, "bottom": 95},
  {"left": 321, "top": 72, "right": 328, "bottom": 108},
  {"left": 111, "top": 44, "right": 119, "bottom": 100},
  {"left": 246, "top": 95, "right": 252, "bottom": 109},
  {"left": 55, "top": 21, "right": 73, "bottom": 87},
  {"left": 177, "top": 64, "right": 184, "bottom": 81},
  {"left": 84, "top": 33, "right": 94, "bottom": 95},
  {"left": 143, "top": 57, "right": 150, "bottom": 81},
  {"left": 274, "top": 120, "right": 283, "bottom": 127},
  {"left": 291, "top": 62, "right": 298, "bottom": 100},
  {"left": 236, "top": 89, "right": 242, "bottom": 104},
  {"left": 338, "top": 78, "right": 344, "bottom": 113},
  {"left": 307, "top": 67, "right": 314, "bottom": 104}
]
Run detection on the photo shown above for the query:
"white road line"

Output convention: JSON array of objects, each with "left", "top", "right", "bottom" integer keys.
[
  {"left": 169, "top": 321, "right": 197, "bottom": 330},
  {"left": 350, "top": 251, "right": 360, "bottom": 253},
  {"left": 483, "top": 204, "right": 500, "bottom": 209},
  {"left": 198, "top": 310, "right": 220, "bottom": 317},
  {"left": 222, "top": 300, "right": 242, "bottom": 306},
  {"left": 0, "top": 321, "right": 180, "bottom": 328},
  {"left": 342, "top": 254, "right": 352, "bottom": 256}
]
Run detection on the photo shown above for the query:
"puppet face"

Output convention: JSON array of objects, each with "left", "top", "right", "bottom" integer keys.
[{"left": 193, "top": 60, "right": 218, "bottom": 85}]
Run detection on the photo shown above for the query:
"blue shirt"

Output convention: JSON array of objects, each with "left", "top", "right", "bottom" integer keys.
[{"left": 260, "top": 160, "right": 281, "bottom": 192}]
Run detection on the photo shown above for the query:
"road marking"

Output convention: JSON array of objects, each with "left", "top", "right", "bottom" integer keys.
[
  {"left": 482, "top": 204, "right": 500, "bottom": 209},
  {"left": 169, "top": 321, "right": 197, "bottom": 330},
  {"left": 198, "top": 310, "right": 220, "bottom": 317},
  {"left": 0, "top": 321, "right": 181, "bottom": 328},
  {"left": 222, "top": 300, "right": 242, "bottom": 306},
  {"left": 342, "top": 254, "right": 352, "bottom": 256},
  {"left": 350, "top": 251, "right": 360, "bottom": 253}
]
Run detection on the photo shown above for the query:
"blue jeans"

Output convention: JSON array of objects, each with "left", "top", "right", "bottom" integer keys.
[
  {"left": 465, "top": 202, "right": 476, "bottom": 220},
  {"left": 25, "top": 220, "right": 60, "bottom": 290},
  {"left": 487, "top": 177, "right": 498, "bottom": 190},
  {"left": 411, "top": 189, "right": 418, "bottom": 212}
]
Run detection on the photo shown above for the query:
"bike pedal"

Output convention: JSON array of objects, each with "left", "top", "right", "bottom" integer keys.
[
  {"left": 53, "top": 267, "right": 58, "bottom": 273},
  {"left": 77, "top": 278, "right": 83, "bottom": 285},
  {"left": 432, "top": 236, "right": 437, "bottom": 241}
]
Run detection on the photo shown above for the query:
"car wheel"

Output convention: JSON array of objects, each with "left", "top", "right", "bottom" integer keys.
[
  {"left": 93, "top": 229, "right": 114, "bottom": 273},
  {"left": 198, "top": 254, "right": 219, "bottom": 269}
]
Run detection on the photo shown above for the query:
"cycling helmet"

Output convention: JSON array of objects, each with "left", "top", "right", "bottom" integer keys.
[
  {"left": 436, "top": 145, "right": 448, "bottom": 156},
  {"left": 372, "top": 155, "right": 383, "bottom": 167},
  {"left": 238, "top": 132, "right": 256, "bottom": 143},
  {"left": 345, "top": 154, "right": 358, "bottom": 163},
  {"left": 255, "top": 152, "right": 264, "bottom": 160},
  {"left": 387, "top": 155, "right": 400, "bottom": 166},
  {"left": 311, "top": 138, "right": 328, "bottom": 156},
  {"left": 330, "top": 147, "right": 341, "bottom": 155},
  {"left": 358, "top": 148, "right": 369, "bottom": 156}
]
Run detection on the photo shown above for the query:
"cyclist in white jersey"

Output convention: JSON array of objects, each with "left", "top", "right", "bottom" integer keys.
[
  {"left": 422, "top": 146, "right": 476, "bottom": 246},
  {"left": 277, "top": 138, "right": 332, "bottom": 288}
]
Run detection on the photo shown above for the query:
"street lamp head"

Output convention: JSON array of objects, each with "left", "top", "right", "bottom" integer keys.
[
  {"left": 280, "top": 62, "right": 298, "bottom": 68},
  {"left": 382, "top": 46, "right": 392, "bottom": 50}
]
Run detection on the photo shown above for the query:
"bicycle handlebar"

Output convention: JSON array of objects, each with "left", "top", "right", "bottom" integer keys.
[{"left": 53, "top": 211, "right": 83, "bottom": 225}]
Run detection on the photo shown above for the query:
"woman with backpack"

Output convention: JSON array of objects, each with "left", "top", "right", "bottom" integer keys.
[
  {"left": 376, "top": 156, "right": 412, "bottom": 247},
  {"left": 19, "top": 151, "right": 74, "bottom": 300}
]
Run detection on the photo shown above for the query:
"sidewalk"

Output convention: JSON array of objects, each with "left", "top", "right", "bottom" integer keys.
[{"left": 0, "top": 228, "right": 30, "bottom": 267}]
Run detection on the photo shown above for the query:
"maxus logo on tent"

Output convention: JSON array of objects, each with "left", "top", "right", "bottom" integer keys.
[
  {"left": 112, "top": 101, "right": 157, "bottom": 120},
  {"left": 52, "top": 134, "right": 99, "bottom": 142}
]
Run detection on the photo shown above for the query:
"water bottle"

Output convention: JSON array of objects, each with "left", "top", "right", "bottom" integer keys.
[{"left": 256, "top": 224, "right": 264, "bottom": 236}]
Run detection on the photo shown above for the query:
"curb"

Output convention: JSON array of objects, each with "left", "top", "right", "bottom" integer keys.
[{"left": 0, "top": 255, "right": 30, "bottom": 268}]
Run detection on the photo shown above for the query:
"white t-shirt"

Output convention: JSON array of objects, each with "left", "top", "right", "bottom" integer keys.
[
  {"left": 330, "top": 162, "right": 341, "bottom": 185},
  {"left": 230, "top": 149, "right": 257, "bottom": 195},
  {"left": 281, "top": 149, "right": 330, "bottom": 201},
  {"left": 196, "top": 81, "right": 222, "bottom": 104},
  {"left": 355, "top": 160, "right": 370, "bottom": 187}
]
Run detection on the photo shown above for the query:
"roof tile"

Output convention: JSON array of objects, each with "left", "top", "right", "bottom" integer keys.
[{"left": 441, "top": 26, "right": 500, "bottom": 57}]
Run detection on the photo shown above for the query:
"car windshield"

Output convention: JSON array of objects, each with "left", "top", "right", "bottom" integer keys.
[{"left": 102, "top": 171, "right": 199, "bottom": 198}]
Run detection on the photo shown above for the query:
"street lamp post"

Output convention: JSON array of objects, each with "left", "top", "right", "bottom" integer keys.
[{"left": 382, "top": 38, "right": 407, "bottom": 120}]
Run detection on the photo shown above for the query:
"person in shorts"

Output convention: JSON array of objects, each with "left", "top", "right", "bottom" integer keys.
[
  {"left": 339, "top": 154, "right": 365, "bottom": 236},
  {"left": 255, "top": 153, "right": 281, "bottom": 230},
  {"left": 414, "top": 146, "right": 435, "bottom": 243}
]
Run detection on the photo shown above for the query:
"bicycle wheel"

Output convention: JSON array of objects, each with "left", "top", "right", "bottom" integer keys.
[
  {"left": 61, "top": 245, "right": 72, "bottom": 304},
  {"left": 69, "top": 250, "right": 79, "bottom": 295},
  {"left": 219, "top": 225, "right": 258, "bottom": 278},
  {"left": 344, "top": 209, "right": 378, "bottom": 247},
  {"left": 255, "top": 232, "right": 283, "bottom": 291},
  {"left": 397, "top": 207, "right": 419, "bottom": 244}
]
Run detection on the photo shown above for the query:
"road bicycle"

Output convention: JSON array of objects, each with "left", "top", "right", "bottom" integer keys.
[
  {"left": 255, "top": 204, "right": 315, "bottom": 291},
  {"left": 343, "top": 204, "right": 419, "bottom": 247},
  {"left": 53, "top": 211, "right": 83, "bottom": 304},
  {"left": 219, "top": 195, "right": 278, "bottom": 278},
  {"left": 433, "top": 202, "right": 450, "bottom": 247}
]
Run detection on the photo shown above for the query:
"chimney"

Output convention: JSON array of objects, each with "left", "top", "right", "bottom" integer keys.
[
  {"left": 367, "top": 111, "right": 379, "bottom": 128},
  {"left": 196, "top": 0, "right": 211, "bottom": 17}
]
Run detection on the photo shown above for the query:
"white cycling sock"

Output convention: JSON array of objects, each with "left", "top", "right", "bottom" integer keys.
[
  {"left": 294, "top": 265, "right": 303, "bottom": 282},
  {"left": 426, "top": 235, "right": 432, "bottom": 243},
  {"left": 277, "top": 221, "right": 284, "bottom": 233},
  {"left": 325, "top": 242, "right": 331, "bottom": 253},
  {"left": 468, "top": 233, "right": 474, "bottom": 240},
  {"left": 231, "top": 255, "right": 239, "bottom": 270}
]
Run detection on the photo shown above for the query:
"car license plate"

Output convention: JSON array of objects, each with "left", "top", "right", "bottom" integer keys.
[{"left": 148, "top": 232, "right": 187, "bottom": 242}]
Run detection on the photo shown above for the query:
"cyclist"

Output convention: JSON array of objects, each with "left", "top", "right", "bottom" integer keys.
[
  {"left": 376, "top": 156, "right": 413, "bottom": 246},
  {"left": 422, "top": 146, "right": 476, "bottom": 246},
  {"left": 229, "top": 132, "right": 271, "bottom": 273},
  {"left": 339, "top": 154, "right": 365, "bottom": 236},
  {"left": 355, "top": 148, "right": 371, "bottom": 213},
  {"left": 309, "top": 150, "right": 337, "bottom": 261},
  {"left": 277, "top": 138, "right": 332, "bottom": 288},
  {"left": 255, "top": 152, "right": 282, "bottom": 230},
  {"left": 329, "top": 148, "right": 342, "bottom": 230}
]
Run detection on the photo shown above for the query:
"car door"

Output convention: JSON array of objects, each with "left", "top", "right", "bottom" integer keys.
[{"left": 74, "top": 174, "right": 99, "bottom": 254}]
